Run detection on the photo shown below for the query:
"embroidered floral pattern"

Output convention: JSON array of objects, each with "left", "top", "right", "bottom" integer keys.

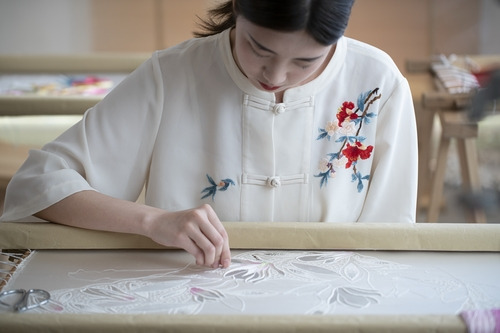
[
  {"left": 201, "top": 174, "right": 235, "bottom": 200},
  {"left": 32, "top": 250, "right": 499, "bottom": 315},
  {"left": 190, "top": 287, "right": 224, "bottom": 302},
  {"left": 316, "top": 88, "right": 381, "bottom": 192},
  {"left": 225, "top": 255, "right": 285, "bottom": 283}
]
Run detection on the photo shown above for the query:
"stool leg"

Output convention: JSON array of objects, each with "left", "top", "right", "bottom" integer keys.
[
  {"left": 456, "top": 138, "right": 487, "bottom": 223},
  {"left": 427, "top": 135, "right": 451, "bottom": 222},
  {"left": 416, "top": 109, "right": 437, "bottom": 212}
]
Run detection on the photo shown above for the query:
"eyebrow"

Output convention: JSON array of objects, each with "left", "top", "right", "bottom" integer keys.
[{"left": 248, "top": 34, "right": 324, "bottom": 63}]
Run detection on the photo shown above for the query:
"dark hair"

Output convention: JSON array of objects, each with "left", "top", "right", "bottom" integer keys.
[{"left": 194, "top": 0, "right": 355, "bottom": 46}]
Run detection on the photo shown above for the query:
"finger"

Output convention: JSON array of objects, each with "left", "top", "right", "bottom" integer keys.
[
  {"left": 174, "top": 207, "right": 215, "bottom": 267},
  {"left": 189, "top": 230, "right": 217, "bottom": 267},
  {"left": 178, "top": 235, "right": 205, "bottom": 266},
  {"left": 219, "top": 238, "right": 231, "bottom": 268},
  {"left": 199, "top": 205, "right": 228, "bottom": 268}
]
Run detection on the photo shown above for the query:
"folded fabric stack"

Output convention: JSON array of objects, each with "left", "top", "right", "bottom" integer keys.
[
  {"left": 0, "top": 74, "right": 114, "bottom": 97},
  {"left": 461, "top": 308, "right": 500, "bottom": 333}
]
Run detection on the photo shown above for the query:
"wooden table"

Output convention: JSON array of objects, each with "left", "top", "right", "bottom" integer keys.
[{"left": 0, "top": 54, "right": 149, "bottom": 190}]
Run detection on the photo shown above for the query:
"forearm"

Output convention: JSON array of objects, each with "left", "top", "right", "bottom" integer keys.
[{"left": 34, "top": 190, "right": 161, "bottom": 238}]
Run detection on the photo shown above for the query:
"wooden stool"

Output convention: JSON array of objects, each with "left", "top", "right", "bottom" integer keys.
[
  {"left": 407, "top": 57, "right": 487, "bottom": 223},
  {"left": 422, "top": 93, "right": 486, "bottom": 223}
]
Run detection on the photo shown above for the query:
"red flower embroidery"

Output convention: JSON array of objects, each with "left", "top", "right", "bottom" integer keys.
[
  {"left": 342, "top": 141, "right": 374, "bottom": 168},
  {"left": 336, "top": 101, "right": 357, "bottom": 126},
  {"left": 316, "top": 88, "right": 381, "bottom": 191}
]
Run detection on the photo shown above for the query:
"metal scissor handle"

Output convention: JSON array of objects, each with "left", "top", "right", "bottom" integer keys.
[{"left": 0, "top": 288, "right": 50, "bottom": 312}]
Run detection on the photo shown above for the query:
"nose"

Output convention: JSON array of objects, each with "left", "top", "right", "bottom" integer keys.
[{"left": 263, "top": 63, "right": 287, "bottom": 86}]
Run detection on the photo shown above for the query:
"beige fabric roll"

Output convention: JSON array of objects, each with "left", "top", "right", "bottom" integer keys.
[
  {"left": 0, "top": 222, "right": 498, "bottom": 251},
  {"left": 0, "top": 313, "right": 465, "bottom": 333}
]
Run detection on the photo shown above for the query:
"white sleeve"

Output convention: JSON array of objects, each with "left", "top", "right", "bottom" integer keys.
[
  {"left": 1, "top": 53, "right": 164, "bottom": 222},
  {"left": 358, "top": 78, "right": 418, "bottom": 223}
]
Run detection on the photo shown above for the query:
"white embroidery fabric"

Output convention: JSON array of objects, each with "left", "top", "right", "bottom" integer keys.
[{"left": 2, "top": 250, "right": 499, "bottom": 315}]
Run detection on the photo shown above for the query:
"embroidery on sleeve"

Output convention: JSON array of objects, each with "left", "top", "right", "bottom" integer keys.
[
  {"left": 201, "top": 174, "right": 235, "bottom": 201},
  {"left": 315, "top": 88, "right": 380, "bottom": 192}
]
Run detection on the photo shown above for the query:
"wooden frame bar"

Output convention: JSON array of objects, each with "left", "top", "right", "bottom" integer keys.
[{"left": 1, "top": 222, "right": 499, "bottom": 252}]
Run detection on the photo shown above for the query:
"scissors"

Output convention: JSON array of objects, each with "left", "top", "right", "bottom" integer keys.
[{"left": 0, "top": 288, "right": 50, "bottom": 312}]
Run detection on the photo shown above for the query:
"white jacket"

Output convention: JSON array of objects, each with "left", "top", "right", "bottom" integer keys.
[{"left": 1, "top": 29, "right": 418, "bottom": 223}]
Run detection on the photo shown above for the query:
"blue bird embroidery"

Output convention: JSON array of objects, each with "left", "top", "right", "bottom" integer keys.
[{"left": 201, "top": 174, "right": 235, "bottom": 201}]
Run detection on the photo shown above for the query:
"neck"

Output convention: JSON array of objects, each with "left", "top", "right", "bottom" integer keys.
[{"left": 275, "top": 91, "right": 284, "bottom": 103}]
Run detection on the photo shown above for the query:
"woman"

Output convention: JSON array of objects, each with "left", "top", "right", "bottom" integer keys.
[{"left": 0, "top": 0, "right": 418, "bottom": 268}]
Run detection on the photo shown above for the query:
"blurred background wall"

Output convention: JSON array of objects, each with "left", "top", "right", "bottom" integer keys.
[{"left": 1, "top": 0, "right": 499, "bottom": 73}]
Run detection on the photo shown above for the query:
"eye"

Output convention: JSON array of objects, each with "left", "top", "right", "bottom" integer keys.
[
  {"left": 250, "top": 44, "right": 266, "bottom": 58},
  {"left": 251, "top": 47, "right": 266, "bottom": 58},
  {"left": 296, "top": 62, "right": 312, "bottom": 70},
  {"left": 248, "top": 41, "right": 269, "bottom": 58},
  {"left": 294, "top": 55, "right": 323, "bottom": 70}
]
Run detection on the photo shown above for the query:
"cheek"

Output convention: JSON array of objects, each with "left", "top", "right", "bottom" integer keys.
[
  {"left": 239, "top": 55, "right": 261, "bottom": 79},
  {"left": 287, "top": 68, "right": 315, "bottom": 84},
  {"left": 234, "top": 42, "right": 263, "bottom": 78}
]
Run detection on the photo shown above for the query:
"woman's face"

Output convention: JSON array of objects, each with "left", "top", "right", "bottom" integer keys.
[{"left": 231, "top": 16, "right": 334, "bottom": 97}]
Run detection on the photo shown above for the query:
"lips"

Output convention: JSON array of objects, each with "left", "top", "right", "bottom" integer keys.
[{"left": 259, "top": 81, "right": 280, "bottom": 91}]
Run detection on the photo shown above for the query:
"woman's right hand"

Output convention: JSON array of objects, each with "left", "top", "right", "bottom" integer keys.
[{"left": 145, "top": 204, "right": 231, "bottom": 268}]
